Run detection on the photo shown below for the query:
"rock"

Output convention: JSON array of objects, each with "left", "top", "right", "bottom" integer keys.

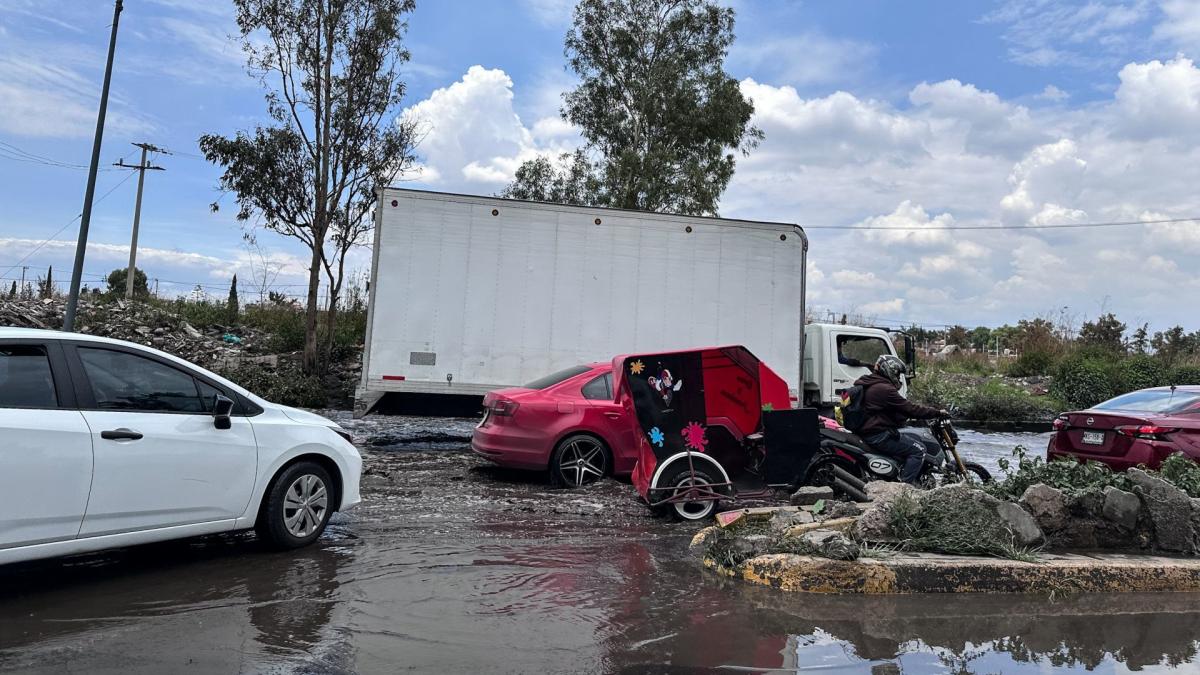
[
  {"left": 790, "top": 485, "right": 834, "bottom": 506},
  {"left": 689, "top": 526, "right": 724, "bottom": 556},
  {"left": 854, "top": 482, "right": 918, "bottom": 542},
  {"left": 1020, "top": 484, "right": 1069, "bottom": 532},
  {"left": 1129, "top": 468, "right": 1196, "bottom": 553},
  {"left": 1102, "top": 486, "right": 1141, "bottom": 531},
  {"left": 800, "top": 529, "right": 860, "bottom": 561},
  {"left": 996, "top": 502, "right": 1044, "bottom": 548},
  {"left": 785, "top": 517, "right": 858, "bottom": 539},
  {"left": 823, "top": 500, "right": 864, "bottom": 520},
  {"left": 716, "top": 506, "right": 806, "bottom": 529},
  {"left": 730, "top": 534, "right": 772, "bottom": 561},
  {"left": 865, "top": 481, "right": 913, "bottom": 502},
  {"left": 769, "top": 509, "right": 814, "bottom": 533}
]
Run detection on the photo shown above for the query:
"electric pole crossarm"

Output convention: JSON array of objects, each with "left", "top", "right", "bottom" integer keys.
[{"left": 113, "top": 142, "right": 167, "bottom": 300}]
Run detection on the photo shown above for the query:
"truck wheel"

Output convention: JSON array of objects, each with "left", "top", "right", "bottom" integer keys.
[
  {"left": 550, "top": 434, "right": 609, "bottom": 488},
  {"left": 257, "top": 461, "right": 334, "bottom": 549},
  {"left": 659, "top": 466, "right": 725, "bottom": 521}
]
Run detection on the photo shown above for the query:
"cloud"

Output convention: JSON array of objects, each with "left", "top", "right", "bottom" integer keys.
[
  {"left": 999, "top": 139, "right": 1088, "bottom": 223},
  {"left": 732, "top": 33, "right": 877, "bottom": 87},
  {"left": 1154, "top": 0, "right": 1200, "bottom": 51},
  {"left": 1112, "top": 56, "right": 1200, "bottom": 139},
  {"left": 0, "top": 56, "right": 151, "bottom": 138},
  {"left": 1036, "top": 85, "right": 1069, "bottom": 101},
  {"left": 981, "top": 0, "right": 1154, "bottom": 69},
  {"left": 520, "top": 0, "right": 575, "bottom": 27},
  {"left": 402, "top": 65, "right": 579, "bottom": 191}
]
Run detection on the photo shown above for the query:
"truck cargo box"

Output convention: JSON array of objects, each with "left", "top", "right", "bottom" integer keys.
[{"left": 358, "top": 189, "right": 806, "bottom": 412}]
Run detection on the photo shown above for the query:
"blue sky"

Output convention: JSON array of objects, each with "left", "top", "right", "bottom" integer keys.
[{"left": 2, "top": 0, "right": 1199, "bottom": 332}]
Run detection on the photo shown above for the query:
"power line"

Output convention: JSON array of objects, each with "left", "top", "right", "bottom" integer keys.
[
  {"left": 0, "top": 140, "right": 120, "bottom": 171},
  {"left": 0, "top": 169, "right": 137, "bottom": 279},
  {"left": 807, "top": 216, "right": 1200, "bottom": 231}
]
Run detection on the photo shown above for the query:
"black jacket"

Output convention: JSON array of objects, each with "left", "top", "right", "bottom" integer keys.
[{"left": 853, "top": 373, "right": 941, "bottom": 437}]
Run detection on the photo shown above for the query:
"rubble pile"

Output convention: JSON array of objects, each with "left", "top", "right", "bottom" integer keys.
[{"left": 0, "top": 297, "right": 257, "bottom": 367}]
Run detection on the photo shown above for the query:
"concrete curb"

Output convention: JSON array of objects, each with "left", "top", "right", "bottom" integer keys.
[{"left": 711, "top": 551, "right": 1200, "bottom": 594}]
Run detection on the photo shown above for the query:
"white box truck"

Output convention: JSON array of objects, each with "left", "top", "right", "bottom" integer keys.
[{"left": 357, "top": 188, "right": 911, "bottom": 415}]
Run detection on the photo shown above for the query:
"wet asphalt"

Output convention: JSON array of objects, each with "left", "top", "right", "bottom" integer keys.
[{"left": 2, "top": 415, "right": 1198, "bottom": 674}]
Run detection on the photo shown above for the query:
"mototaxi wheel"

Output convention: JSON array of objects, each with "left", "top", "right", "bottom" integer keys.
[{"left": 658, "top": 466, "right": 726, "bottom": 521}]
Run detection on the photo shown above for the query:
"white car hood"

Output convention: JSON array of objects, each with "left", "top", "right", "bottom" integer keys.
[{"left": 279, "top": 406, "right": 339, "bottom": 428}]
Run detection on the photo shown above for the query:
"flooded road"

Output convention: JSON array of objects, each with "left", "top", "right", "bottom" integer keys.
[{"left": 2, "top": 416, "right": 1198, "bottom": 674}]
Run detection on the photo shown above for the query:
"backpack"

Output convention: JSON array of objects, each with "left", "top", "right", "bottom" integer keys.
[{"left": 837, "top": 382, "right": 875, "bottom": 433}]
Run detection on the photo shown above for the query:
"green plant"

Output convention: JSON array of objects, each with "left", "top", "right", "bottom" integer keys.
[
  {"left": 1115, "top": 354, "right": 1167, "bottom": 392},
  {"left": 1169, "top": 365, "right": 1200, "bottom": 386},
  {"left": 1157, "top": 453, "right": 1200, "bottom": 498},
  {"left": 885, "top": 490, "right": 1036, "bottom": 560},
  {"left": 986, "top": 447, "right": 1132, "bottom": 500},
  {"left": 1007, "top": 350, "right": 1056, "bottom": 377},
  {"left": 1050, "top": 354, "right": 1116, "bottom": 409},
  {"left": 218, "top": 362, "right": 328, "bottom": 408}
]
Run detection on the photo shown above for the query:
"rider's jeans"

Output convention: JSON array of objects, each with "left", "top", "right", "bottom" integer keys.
[{"left": 865, "top": 429, "right": 925, "bottom": 484}]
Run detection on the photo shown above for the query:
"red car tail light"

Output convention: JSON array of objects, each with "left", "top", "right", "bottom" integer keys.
[
  {"left": 1115, "top": 425, "right": 1179, "bottom": 440},
  {"left": 1052, "top": 415, "right": 1068, "bottom": 431},
  {"left": 490, "top": 398, "right": 520, "bottom": 416}
]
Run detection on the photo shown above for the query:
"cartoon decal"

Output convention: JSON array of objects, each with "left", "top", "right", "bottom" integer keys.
[
  {"left": 648, "top": 427, "right": 665, "bottom": 447},
  {"left": 647, "top": 365, "right": 683, "bottom": 409},
  {"left": 630, "top": 359, "right": 645, "bottom": 375},
  {"left": 682, "top": 421, "right": 708, "bottom": 451}
]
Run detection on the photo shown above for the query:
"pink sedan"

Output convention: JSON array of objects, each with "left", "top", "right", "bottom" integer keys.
[{"left": 471, "top": 364, "right": 639, "bottom": 488}]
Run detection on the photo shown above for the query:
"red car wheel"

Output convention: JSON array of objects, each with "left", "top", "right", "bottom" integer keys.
[{"left": 550, "top": 434, "right": 610, "bottom": 488}]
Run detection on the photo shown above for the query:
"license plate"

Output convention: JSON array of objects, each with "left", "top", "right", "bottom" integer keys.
[
  {"left": 476, "top": 409, "right": 490, "bottom": 429},
  {"left": 1082, "top": 430, "right": 1104, "bottom": 445}
]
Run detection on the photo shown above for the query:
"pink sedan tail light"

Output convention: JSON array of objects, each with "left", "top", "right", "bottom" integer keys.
[
  {"left": 1052, "top": 415, "right": 1068, "bottom": 431},
  {"left": 490, "top": 398, "right": 520, "bottom": 416}
]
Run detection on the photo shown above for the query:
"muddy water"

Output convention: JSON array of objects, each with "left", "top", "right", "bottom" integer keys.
[{"left": 1, "top": 416, "right": 1197, "bottom": 674}]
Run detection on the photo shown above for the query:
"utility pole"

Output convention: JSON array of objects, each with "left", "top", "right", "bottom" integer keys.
[
  {"left": 65, "top": 0, "right": 123, "bottom": 332},
  {"left": 114, "top": 143, "right": 166, "bottom": 299}
]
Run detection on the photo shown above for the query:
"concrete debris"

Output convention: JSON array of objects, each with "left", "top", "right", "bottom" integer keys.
[
  {"left": 790, "top": 485, "right": 834, "bottom": 506},
  {"left": 800, "top": 529, "right": 859, "bottom": 561},
  {"left": 0, "top": 297, "right": 257, "bottom": 368}
]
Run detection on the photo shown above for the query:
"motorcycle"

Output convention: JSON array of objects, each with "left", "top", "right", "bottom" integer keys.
[{"left": 804, "top": 418, "right": 991, "bottom": 501}]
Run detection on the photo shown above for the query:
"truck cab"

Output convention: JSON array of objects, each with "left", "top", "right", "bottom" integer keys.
[{"left": 802, "top": 323, "right": 916, "bottom": 414}]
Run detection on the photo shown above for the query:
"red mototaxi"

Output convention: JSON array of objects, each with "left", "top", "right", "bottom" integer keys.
[{"left": 612, "top": 345, "right": 820, "bottom": 519}]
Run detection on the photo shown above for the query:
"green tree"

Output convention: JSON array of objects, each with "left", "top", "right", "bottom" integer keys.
[
  {"left": 227, "top": 274, "right": 240, "bottom": 323},
  {"left": 969, "top": 326, "right": 992, "bottom": 350},
  {"left": 945, "top": 325, "right": 969, "bottom": 347},
  {"left": 501, "top": 150, "right": 597, "bottom": 205},
  {"left": 1078, "top": 313, "right": 1126, "bottom": 353},
  {"left": 40, "top": 266, "right": 53, "bottom": 299},
  {"left": 1130, "top": 323, "right": 1149, "bottom": 354},
  {"left": 200, "top": 0, "right": 418, "bottom": 373},
  {"left": 1152, "top": 326, "right": 1191, "bottom": 365},
  {"left": 105, "top": 267, "right": 149, "bottom": 297},
  {"left": 1015, "top": 318, "right": 1057, "bottom": 354},
  {"left": 503, "top": 0, "right": 761, "bottom": 215}
]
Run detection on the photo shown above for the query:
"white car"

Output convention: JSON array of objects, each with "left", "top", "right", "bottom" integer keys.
[{"left": 0, "top": 327, "right": 361, "bottom": 565}]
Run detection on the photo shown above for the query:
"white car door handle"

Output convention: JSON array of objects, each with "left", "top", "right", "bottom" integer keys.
[{"left": 101, "top": 428, "right": 143, "bottom": 441}]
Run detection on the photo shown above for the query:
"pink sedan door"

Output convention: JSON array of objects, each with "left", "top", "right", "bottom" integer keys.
[{"left": 579, "top": 371, "right": 640, "bottom": 475}]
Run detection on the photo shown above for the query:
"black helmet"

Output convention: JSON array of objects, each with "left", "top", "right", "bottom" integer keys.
[{"left": 874, "top": 354, "right": 906, "bottom": 387}]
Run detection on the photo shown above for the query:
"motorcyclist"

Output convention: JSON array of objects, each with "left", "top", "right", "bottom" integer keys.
[{"left": 854, "top": 354, "right": 949, "bottom": 484}]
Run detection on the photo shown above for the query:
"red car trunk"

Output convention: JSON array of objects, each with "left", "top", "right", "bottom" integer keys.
[{"left": 1048, "top": 386, "right": 1200, "bottom": 471}]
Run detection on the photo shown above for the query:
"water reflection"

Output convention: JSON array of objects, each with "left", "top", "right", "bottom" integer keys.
[
  {"left": 0, "top": 529, "right": 352, "bottom": 671},
  {"left": 2, "top": 431, "right": 1199, "bottom": 674}
]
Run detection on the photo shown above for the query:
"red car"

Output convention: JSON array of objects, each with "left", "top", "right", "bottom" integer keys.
[
  {"left": 1048, "top": 386, "right": 1200, "bottom": 471},
  {"left": 471, "top": 364, "right": 639, "bottom": 487}
]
